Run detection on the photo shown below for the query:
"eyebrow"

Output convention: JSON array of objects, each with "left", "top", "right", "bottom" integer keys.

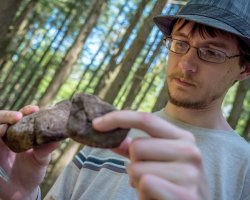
[
  {"left": 171, "top": 31, "right": 187, "bottom": 38},
  {"left": 172, "top": 31, "right": 229, "bottom": 49}
]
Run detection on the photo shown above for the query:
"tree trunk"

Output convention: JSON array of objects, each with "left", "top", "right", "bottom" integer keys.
[
  {"left": 135, "top": 73, "right": 157, "bottom": 109},
  {"left": 0, "top": 27, "right": 38, "bottom": 93},
  {"left": 93, "top": 0, "right": 150, "bottom": 95},
  {"left": 0, "top": 9, "right": 39, "bottom": 73},
  {"left": 12, "top": 0, "right": 39, "bottom": 35},
  {"left": 242, "top": 113, "right": 250, "bottom": 141},
  {"left": 71, "top": 1, "right": 128, "bottom": 97},
  {"left": 0, "top": 0, "right": 39, "bottom": 65},
  {"left": 0, "top": 24, "right": 46, "bottom": 109},
  {"left": 38, "top": 0, "right": 107, "bottom": 107},
  {"left": 0, "top": 0, "right": 24, "bottom": 59},
  {"left": 100, "top": 0, "right": 167, "bottom": 104},
  {"left": 122, "top": 35, "right": 162, "bottom": 109},
  {"left": 0, "top": 18, "right": 50, "bottom": 109},
  {"left": 13, "top": 5, "right": 76, "bottom": 109},
  {"left": 152, "top": 84, "right": 168, "bottom": 112},
  {"left": 227, "top": 79, "right": 250, "bottom": 128}
]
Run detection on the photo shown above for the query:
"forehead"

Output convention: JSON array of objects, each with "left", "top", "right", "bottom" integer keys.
[{"left": 172, "top": 19, "right": 239, "bottom": 44}]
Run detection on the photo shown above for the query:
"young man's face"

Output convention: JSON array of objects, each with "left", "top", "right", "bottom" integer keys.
[{"left": 166, "top": 20, "right": 244, "bottom": 109}]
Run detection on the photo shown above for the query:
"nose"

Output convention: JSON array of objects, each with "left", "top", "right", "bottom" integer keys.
[{"left": 178, "top": 48, "right": 198, "bottom": 73}]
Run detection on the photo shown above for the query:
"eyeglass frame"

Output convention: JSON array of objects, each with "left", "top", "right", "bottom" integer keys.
[{"left": 163, "top": 37, "right": 241, "bottom": 64}]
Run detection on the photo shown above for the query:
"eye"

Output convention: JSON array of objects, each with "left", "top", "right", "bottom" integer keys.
[
  {"left": 172, "top": 40, "right": 189, "bottom": 53},
  {"left": 175, "top": 40, "right": 188, "bottom": 49},
  {"left": 200, "top": 48, "right": 224, "bottom": 58}
]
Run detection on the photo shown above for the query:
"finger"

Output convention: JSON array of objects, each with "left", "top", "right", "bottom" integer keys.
[
  {"left": 32, "top": 142, "right": 59, "bottom": 166},
  {"left": 127, "top": 161, "right": 199, "bottom": 188},
  {"left": 19, "top": 105, "right": 39, "bottom": 116},
  {"left": 129, "top": 138, "right": 201, "bottom": 163},
  {"left": 13, "top": 143, "right": 58, "bottom": 186},
  {"left": 0, "top": 124, "right": 8, "bottom": 137},
  {"left": 0, "top": 139, "right": 16, "bottom": 170},
  {"left": 93, "top": 111, "right": 194, "bottom": 141},
  {"left": 0, "top": 110, "right": 23, "bottom": 124},
  {"left": 138, "top": 174, "right": 195, "bottom": 200}
]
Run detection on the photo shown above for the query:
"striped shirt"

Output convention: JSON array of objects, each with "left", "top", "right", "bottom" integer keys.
[{"left": 44, "top": 110, "right": 250, "bottom": 200}]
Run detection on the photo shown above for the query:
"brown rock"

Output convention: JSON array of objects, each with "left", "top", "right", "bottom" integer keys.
[
  {"left": 3, "top": 100, "right": 71, "bottom": 153},
  {"left": 67, "top": 93, "right": 129, "bottom": 148},
  {"left": 3, "top": 93, "right": 129, "bottom": 152}
]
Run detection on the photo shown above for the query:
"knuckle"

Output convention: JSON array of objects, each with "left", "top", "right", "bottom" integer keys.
[
  {"left": 185, "top": 165, "right": 200, "bottom": 181},
  {"left": 129, "top": 138, "right": 144, "bottom": 158},
  {"left": 129, "top": 163, "right": 140, "bottom": 179},
  {"left": 185, "top": 187, "right": 200, "bottom": 200},
  {"left": 181, "top": 142, "right": 202, "bottom": 163},
  {"left": 182, "top": 191, "right": 199, "bottom": 200},
  {"left": 184, "top": 131, "right": 196, "bottom": 142},
  {"left": 190, "top": 146, "right": 202, "bottom": 164},
  {"left": 138, "top": 174, "right": 152, "bottom": 192},
  {"left": 189, "top": 144, "right": 202, "bottom": 159}
]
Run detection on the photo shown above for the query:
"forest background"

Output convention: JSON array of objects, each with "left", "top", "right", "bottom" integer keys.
[{"left": 0, "top": 0, "right": 249, "bottom": 197}]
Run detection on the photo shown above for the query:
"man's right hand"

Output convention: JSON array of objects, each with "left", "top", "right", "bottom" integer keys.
[
  {"left": 93, "top": 111, "right": 211, "bottom": 200},
  {"left": 0, "top": 105, "right": 58, "bottom": 200}
]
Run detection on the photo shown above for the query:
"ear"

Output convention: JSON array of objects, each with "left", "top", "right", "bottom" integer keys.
[{"left": 236, "top": 64, "right": 250, "bottom": 81}]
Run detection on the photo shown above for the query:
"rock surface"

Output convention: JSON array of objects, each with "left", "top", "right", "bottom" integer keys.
[
  {"left": 3, "top": 94, "right": 129, "bottom": 152},
  {"left": 3, "top": 100, "right": 71, "bottom": 152},
  {"left": 67, "top": 93, "right": 129, "bottom": 148}
]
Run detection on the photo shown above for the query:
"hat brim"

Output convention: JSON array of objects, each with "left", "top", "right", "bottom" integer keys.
[{"left": 153, "top": 15, "right": 250, "bottom": 47}]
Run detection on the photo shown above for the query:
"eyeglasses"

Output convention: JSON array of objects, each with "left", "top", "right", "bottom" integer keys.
[{"left": 163, "top": 37, "right": 241, "bottom": 64}]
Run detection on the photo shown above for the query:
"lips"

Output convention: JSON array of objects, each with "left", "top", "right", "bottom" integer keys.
[{"left": 173, "top": 77, "right": 196, "bottom": 87}]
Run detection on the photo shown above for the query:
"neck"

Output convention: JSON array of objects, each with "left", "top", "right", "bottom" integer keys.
[{"left": 164, "top": 102, "right": 233, "bottom": 131}]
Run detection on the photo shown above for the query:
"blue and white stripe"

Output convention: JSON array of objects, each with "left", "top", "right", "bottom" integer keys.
[{"left": 73, "top": 150, "right": 127, "bottom": 173}]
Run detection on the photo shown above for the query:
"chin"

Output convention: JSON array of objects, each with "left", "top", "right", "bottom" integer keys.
[{"left": 168, "top": 95, "right": 207, "bottom": 110}]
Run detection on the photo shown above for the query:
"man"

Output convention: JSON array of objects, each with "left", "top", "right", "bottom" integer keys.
[{"left": 1, "top": 0, "right": 250, "bottom": 199}]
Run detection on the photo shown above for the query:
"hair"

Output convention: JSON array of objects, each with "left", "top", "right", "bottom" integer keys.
[{"left": 172, "top": 19, "right": 250, "bottom": 68}]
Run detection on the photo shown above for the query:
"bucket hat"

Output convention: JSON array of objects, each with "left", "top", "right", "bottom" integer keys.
[{"left": 153, "top": 0, "right": 250, "bottom": 46}]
